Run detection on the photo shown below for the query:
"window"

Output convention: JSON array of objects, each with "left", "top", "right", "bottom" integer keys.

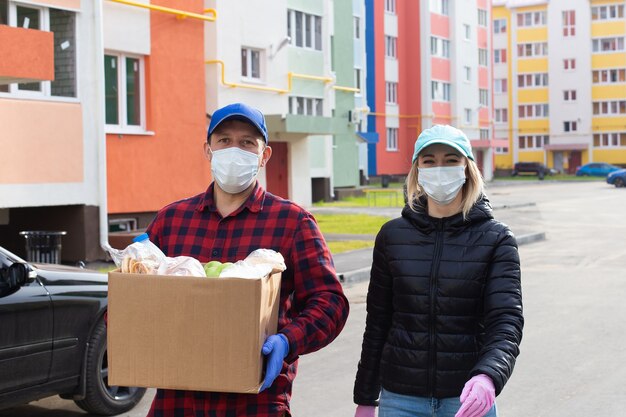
[
  {"left": 464, "top": 24, "right": 471, "bottom": 40},
  {"left": 105, "top": 53, "right": 145, "bottom": 129},
  {"left": 464, "top": 108, "right": 472, "bottom": 125},
  {"left": 479, "top": 89, "right": 489, "bottom": 106},
  {"left": 480, "top": 129, "right": 490, "bottom": 139},
  {"left": 517, "top": 11, "right": 546, "bottom": 27},
  {"left": 354, "top": 68, "right": 361, "bottom": 92},
  {"left": 386, "top": 82, "right": 398, "bottom": 104},
  {"left": 517, "top": 73, "right": 549, "bottom": 88},
  {"left": 430, "top": 36, "right": 450, "bottom": 58},
  {"left": 386, "top": 36, "right": 397, "bottom": 58},
  {"left": 495, "top": 108, "right": 508, "bottom": 123},
  {"left": 0, "top": 3, "right": 76, "bottom": 98},
  {"left": 494, "top": 78, "right": 507, "bottom": 93},
  {"left": 464, "top": 66, "right": 471, "bottom": 82},
  {"left": 592, "top": 100, "right": 626, "bottom": 115},
  {"left": 592, "top": 69, "right": 626, "bottom": 84},
  {"left": 478, "top": 9, "right": 488, "bottom": 26},
  {"left": 517, "top": 42, "right": 548, "bottom": 57},
  {"left": 386, "top": 127, "right": 398, "bottom": 150},
  {"left": 564, "top": 58, "right": 576, "bottom": 70},
  {"left": 430, "top": 0, "right": 449, "bottom": 15},
  {"left": 563, "top": 121, "right": 578, "bottom": 132},
  {"left": 563, "top": 90, "right": 577, "bottom": 101},
  {"left": 354, "top": 16, "right": 360, "bottom": 39},
  {"left": 241, "top": 47, "right": 261, "bottom": 80},
  {"left": 518, "top": 134, "right": 549, "bottom": 149},
  {"left": 495, "top": 147, "right": 509, "bottom": 154},
  {"left": 518, "top": 104, "right": 549, "bottom": 118},
  {"left": 289, "top": 96, "right": 323, "bottom": 116},
  {"left": 592, "top": 5, "right": 624, "bottom": 21},
  {"left": 478, "top": 48, "right": 488, "bottom": 66},
  {"left": 593, "top": 132, "right": 626, "bottom": 147},
  {"left": 494, "top": 18, "right": 507, "bottom": 34},
  {"left": 287, "top": 9, "right": 322, "bottom": 51},
  {"left": 494, "top": 49, "right": 507, "bottom": 63},
  {"left": 385, "top": 0, "right": 396, "bottom": 14},
  {"left": 431, "top": 81, "right": 451, "bottom": 101},
  {"left": 563, "top": 10, "right": 575, "bottom": 37},
  {"left": 592, "top": 37, "right": 625, "bottom": 52}
]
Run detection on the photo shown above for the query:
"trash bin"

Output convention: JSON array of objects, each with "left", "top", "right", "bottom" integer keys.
[
  {"left": 19, "top": 231, "right": 67, "bottom": 264},
  {"left": 381, "top": 175, "right": 391, "bottom": 188}
]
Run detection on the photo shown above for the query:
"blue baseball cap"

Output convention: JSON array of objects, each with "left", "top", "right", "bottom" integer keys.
[
  {"left": 412, "top": 124, "right": 474, "bottom": 163},
  {"left": 207, "top": 103, "right": 268, "bottom": 144}
]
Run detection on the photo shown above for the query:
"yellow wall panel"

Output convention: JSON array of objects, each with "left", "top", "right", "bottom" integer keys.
[
  {"left": 591, "top": 21, "right": 626, "bottom": 37},
  {"left": 592, "top": 53, "right": 626, "bottom": 69},
  {"left": 517, "top": 58, "right": 548, "bottom": 73},
  {"left": 493, "top": 6, "right": 508, "bottom": 19},
  {"left": 590, "top": 0, "right": 626, "bottom": 6},
  {"left": 592, "top": 116, "right": 626, "bottom": 130},
  {"left": 517, "top": 27, "right": 548, "bottom": 42},
  {"left": 593, "top": 149, "right": 626, "bottom": 164},
  {"left": 518, "top": 120, "right": 549, "bottom": 133},
  {"left": 518, "top": 88, "right": 549, "bottom": 103},
  {"left": 592, "top": 85, "right": 626, "bottom": 100},
  {"left": 495, "top": 154, "right": 514, "bottom": 170},
  {"left": 517, "top": 150, "right": 544, "bottom": 163},
  {"left": 516, "top": 5, "right": 547, "bottom": 13}
]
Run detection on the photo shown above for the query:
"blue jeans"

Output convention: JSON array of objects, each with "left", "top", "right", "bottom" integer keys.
[{"left": 379, "top": 388, "right": 498, "bottom": 417}]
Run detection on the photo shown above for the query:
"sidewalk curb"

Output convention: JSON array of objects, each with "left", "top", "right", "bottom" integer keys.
[{"left": 337, "top": 231, "right": 546, "bottom": 286}]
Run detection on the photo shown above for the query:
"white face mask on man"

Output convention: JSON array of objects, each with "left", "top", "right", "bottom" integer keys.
[
  {"left": 210, "top": 147, "right": 261, "bottom": 194},
  {"left": 418, "top": 165, "right": 466, "bottom": 205}
]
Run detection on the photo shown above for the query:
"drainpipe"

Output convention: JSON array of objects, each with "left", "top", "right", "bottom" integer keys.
[{"left": 93, "top": 0, "right": 111, "bottom": 254}]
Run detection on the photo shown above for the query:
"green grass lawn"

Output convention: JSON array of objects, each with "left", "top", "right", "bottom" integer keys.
[
  {"left": 314, "top": 188, "right": 405, "bottom": 208},
  {"left": 327, "top": 240, "right": 375, "bottom": 254},
  {"left": 314, "top": 213, "right": 390, "bottom": 235}
]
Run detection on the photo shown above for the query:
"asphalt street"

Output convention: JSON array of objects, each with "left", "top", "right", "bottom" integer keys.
[{"left": 1, "top": 180, "right": 624, "bottom": 417}]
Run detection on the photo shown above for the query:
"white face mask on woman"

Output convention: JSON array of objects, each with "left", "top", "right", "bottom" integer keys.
[
  {"left": 210, "top": 147, "right": 261, "bottom": 194},
  {"left": 418, "top": 165, "right": 466, "bottom": 205}
]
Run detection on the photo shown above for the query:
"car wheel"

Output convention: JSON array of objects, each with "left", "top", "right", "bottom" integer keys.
[
  {"left": 615, "top": 178, "right": 625, "bottom": 188},
  {"left": 74, "top": 319, "right": 146, "bottom": 415}
]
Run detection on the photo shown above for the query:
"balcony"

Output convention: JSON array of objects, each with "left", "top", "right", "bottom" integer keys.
[{"left": 0, "top": 25, "right": 54, "bottom": 85}]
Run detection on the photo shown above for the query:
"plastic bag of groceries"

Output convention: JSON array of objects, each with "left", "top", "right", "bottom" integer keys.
[
  {"left": 218, "top": 249, "right": 286, "bottom": 279},
  {"left": 105, "top": 233, "right": 205, "bottom": 277}
]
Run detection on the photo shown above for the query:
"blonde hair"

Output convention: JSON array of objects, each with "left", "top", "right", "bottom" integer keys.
[{"left": 405, "top": 157, "right": 484, "bottom": 219}]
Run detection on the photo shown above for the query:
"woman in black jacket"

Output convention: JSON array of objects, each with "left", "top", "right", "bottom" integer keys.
[{"left": 353, "top": 125, "right": 523, "bottom": 417}]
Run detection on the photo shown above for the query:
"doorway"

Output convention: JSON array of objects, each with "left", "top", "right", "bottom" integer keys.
[{"left": 265, "top": 142, "right": 289, "bottom": 199}]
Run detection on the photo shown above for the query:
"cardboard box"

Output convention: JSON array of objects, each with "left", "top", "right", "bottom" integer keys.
[{"left": 107, "top": 271, "right": 281, "bottom": 393}]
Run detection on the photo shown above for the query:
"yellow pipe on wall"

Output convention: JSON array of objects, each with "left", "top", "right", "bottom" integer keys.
[
  {"left": 205, "top": 60, "right": 360, "bottom": 95},
  {"left": 108, "top": 0, "right": 217, "bottom": 22}
]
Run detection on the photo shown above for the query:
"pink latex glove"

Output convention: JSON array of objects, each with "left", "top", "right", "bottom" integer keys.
[
  {"left": 455, "top": 374, "right": 496, "bottom": 417},
  {"left": 354, "top": 405, "right": 376, "bottom": 417}
]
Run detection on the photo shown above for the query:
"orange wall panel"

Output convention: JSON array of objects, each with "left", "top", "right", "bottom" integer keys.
[
  {"left": 430, "top": 13, "right": 449, "bottom": 38},
  {"left": 106, "top": 0, "right": 210, "bottom": 214},
  {"left": 479, "top": 67, "right": 489, "bottom": 88},
  {"left": 0, "top": 100, "right": 83, "bottom": 184},
  {"left": 431, "top": 57, "right": 450, "bottom": 81},
  {"left": 0, "top": 25, "right": 54, "bottom": 84}
]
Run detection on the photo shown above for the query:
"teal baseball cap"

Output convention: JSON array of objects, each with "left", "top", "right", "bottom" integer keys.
[{"left": 412, "top": 124, "right": 474, "bottom": 163}]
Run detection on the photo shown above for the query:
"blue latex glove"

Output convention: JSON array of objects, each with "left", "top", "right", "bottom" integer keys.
[{"left": 260, "top": 334, "right": 289, "bottom": 391}]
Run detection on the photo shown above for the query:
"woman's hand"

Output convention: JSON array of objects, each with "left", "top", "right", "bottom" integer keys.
[
  {"left": 354, "top": 405, "right": 376, "bottom": 417},
  {"left": 455, "top": 374, "right": 495, "bottom": 417}
]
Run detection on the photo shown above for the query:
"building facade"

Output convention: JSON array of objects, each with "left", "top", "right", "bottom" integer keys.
[
  {"left": 493, "top": 0, "right": 626, "bottom": 173},
  {"left": 366, "top": 0, "right": 496, "bottom": 179}
]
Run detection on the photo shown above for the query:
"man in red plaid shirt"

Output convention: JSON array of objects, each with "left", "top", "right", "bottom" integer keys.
[{"left": 144, "top": 103, "right": 349, "bottom": 416}]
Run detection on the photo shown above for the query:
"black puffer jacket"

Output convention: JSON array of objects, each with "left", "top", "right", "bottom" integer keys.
[{"left": 354, "top": 196, "right": 523, "bottom": 404}]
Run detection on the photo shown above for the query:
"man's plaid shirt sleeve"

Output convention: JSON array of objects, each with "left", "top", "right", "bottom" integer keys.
[{"left": 279, "top": 212, "right": 349, "bottom": 363}]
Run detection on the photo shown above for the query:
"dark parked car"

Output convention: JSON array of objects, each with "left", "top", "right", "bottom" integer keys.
[
  {"left": 575, "top": 162, "right": 621, "bottom": 177},
  {"left": 512, "top": 162, "right": 556, "bottom": 179},
  {"left": 0, "top": 246, "right": 145, "bottom": 415},
  {"left": 607, "top": 168, "right": 626, "bottom": 187}
]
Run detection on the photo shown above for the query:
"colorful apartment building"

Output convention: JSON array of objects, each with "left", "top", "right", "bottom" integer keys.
[
  {"left": 204, "top": 0, "right": 360, "bottom": 205},
  {"left": 493, "top": 0, "right": 626, "bottom": 173},
  {"left": 365, "top": 0, "right": 496, "bottom": 180},
  {"left": 1, "top": 0, "right": 213, "bottom": 261}
]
